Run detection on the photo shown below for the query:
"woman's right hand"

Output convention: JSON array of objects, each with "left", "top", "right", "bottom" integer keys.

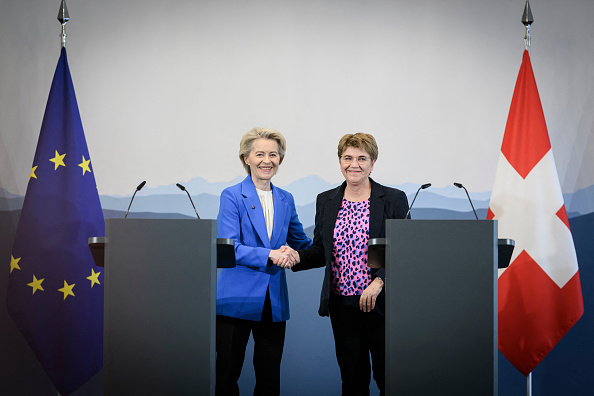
[{"left": 270, "top": 246, "right": 300, "bottom": 268}]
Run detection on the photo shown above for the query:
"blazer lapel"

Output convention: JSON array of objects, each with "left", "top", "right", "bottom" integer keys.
[
  {"left": 241, "top": 176, "right": 271, "bottom": 248},
  {"left": 270, "top": 184, "right": 288, "bottom": 248},
  {"left": 322, "top": 183, "right": 346, "bottom": 258},
  {"left": 369, "top": 178, "right": 386, "bottom": 238}
]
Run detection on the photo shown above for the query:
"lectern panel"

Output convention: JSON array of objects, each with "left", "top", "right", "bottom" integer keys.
[
  {"left": 385, "top": 220, "right": 497, "bottom": 396},
  {"left": 103, "top": 219, "right": 216, "bottom": 395}
]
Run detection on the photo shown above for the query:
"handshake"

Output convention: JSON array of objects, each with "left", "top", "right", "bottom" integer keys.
[{"left": 269, "top": 246, "right": 301, "bottom": 269}]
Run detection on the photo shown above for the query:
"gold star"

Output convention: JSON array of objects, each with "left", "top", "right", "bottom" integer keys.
[
  {"left": 27, "top": 275, "right": 45, "bottom": 294},
  {"left": 87, "top": 268, "right": 101, "bottom": 288},
  {"left": 49, "top": 150, "right": 66, "bottom": 170},
  {"left": 10, "top": 255, "right": 21, "bottom": 273},
  {"left": 30, "top": 166, "right": 38, "bottom": 180},
  {"left": 78, "top": 155, "right": 92, "bottom": 175},
  {"left": 58, "top": 280, "right": 75, "bottom": 300}
]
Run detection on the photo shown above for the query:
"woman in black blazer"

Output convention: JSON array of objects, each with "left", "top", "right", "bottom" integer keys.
[{"left": 284, "top": 133, "right": 409, "bottom": 395}]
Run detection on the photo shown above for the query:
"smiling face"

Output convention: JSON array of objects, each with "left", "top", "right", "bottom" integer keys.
[
  {"left": 244, "top": 138, "right": 281, "bottom": 189},
  {"left": 340, "top": 146, "right": 375, "bottom": 186}
]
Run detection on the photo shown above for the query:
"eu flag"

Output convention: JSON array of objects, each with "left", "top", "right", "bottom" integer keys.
[{"left": 6, "top": 48, "right": 104, "bottom": 395}]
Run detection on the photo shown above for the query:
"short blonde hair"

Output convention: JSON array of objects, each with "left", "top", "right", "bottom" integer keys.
[
  {"left": 239, "top": 127, "right": 287, "bottom": 174},
  {"left": 337, "top": 133, "right": 378, "bottom": 161}
]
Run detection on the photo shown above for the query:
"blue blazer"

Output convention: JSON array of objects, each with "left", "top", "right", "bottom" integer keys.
[{"left": 216, "top": 175, "right": 312, "bottom": 322}]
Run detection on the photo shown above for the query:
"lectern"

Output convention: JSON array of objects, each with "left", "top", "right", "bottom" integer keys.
[
  {"left": 92, "top": 219, "right": 221, "bottom": 396},
  {"left": 383, "top": 220, "right": 498, "bottom": 395}
]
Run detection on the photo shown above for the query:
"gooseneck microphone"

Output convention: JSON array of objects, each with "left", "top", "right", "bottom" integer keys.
[
  {"left": 125, "top": 181, "right": 146, "bottom": 219},
  {"left": 453, "top": 182, "right": 479, "bottom": 220},
  {"left": 176, "top": 183, "right": 200, "bottom": 219},
  {"left": 405, "top": 183, "right": 431, "bottom": 218}
]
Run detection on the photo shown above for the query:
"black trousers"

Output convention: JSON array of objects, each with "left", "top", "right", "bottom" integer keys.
[
  {"left": 329, "top": 293, "right": 385, "bottom": 396},
  {"left": 216, "top": 291, "right": 286, "bottom": 396}
]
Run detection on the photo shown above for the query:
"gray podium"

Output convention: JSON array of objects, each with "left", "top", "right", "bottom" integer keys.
[
  {"left": 97, "top": 219, "right": 219, "bottom": 396},
  {"left": 384, "top": 220, "right": 498, "bottom": 395}
]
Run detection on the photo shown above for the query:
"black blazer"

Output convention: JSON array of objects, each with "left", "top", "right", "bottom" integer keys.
[{"left": 293, "top": 178, "right": 409, "bottom": 316}]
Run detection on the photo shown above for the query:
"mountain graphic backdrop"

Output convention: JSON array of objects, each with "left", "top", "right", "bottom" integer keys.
[
  {"left": 1, "top": 175, "right": 593, "bottom": 395},
  {"left": 2, "top": 175, "right": 593, "bottom": 239},
  {"left": 20, "top": 174, "right": 588, "bottom": 223}
]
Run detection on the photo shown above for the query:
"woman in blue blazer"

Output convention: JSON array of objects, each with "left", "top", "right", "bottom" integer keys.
[{"left": 216, "top": 127, "right": 311, "bottom": 396}]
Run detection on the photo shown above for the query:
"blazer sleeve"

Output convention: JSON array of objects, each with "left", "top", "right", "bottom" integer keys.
[
  {"left": 292, "top": 193, "right": 326, "bottom": 272},
  {"left": 217, "top": 188, "right": 271, "bottom": 272},
  {"left": 285, "top": 194, "right": 313, "bottom": 251},
  {"left": 373, "top": 188, "right": 410, "bottom": 281}
]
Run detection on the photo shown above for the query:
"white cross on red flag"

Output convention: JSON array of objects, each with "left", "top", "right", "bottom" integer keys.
[{"left": 488, "top": 50, "right": 584, "bottom": 376}]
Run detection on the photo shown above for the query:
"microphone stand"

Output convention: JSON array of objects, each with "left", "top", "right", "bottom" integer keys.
[
  {"left": 125, "top": 181, "right": 146, "bottom": 219},
  {"left": 176, "top": 183, "right": 200, "bottom": 219},
  {"left": 453, "top": 182, "right": 479, "bottom": 220},
  {"left": 405, "top": 183, "right": 431, "bottom": 218}
]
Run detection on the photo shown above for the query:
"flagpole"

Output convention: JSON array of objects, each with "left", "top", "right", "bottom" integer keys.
[
  {"left": 57, "top": 0, "right": 70, "bottom": 48},
  {"left": 522, "top": 3, "right": 534, "bottom": 395},
  {"left": 56, "top": 5, "right": 69, "bottom": 392}
]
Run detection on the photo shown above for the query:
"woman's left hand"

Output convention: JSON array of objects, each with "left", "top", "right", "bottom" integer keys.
[{"left": 359, "top": 278, "right": 384, "bottom": 312}]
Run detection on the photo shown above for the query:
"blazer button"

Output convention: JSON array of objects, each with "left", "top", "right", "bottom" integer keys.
[{"left": 251, "top": 205, "right": 255, "bottom": 209}]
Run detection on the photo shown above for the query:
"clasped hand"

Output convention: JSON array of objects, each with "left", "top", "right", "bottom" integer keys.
[{"left": 269, "top": 246, "right": 300, "bottom": 269}]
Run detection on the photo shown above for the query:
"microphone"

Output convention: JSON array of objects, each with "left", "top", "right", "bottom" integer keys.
[
  {"left": 124, "top": 181, "right": 146, "bottom": 219},
  {"left": 453, "top": 182, "right": 479, "bottom": 220},
  {"left": 176, "top": 183, "right": 200, "bottom": 219},
  {"left": 405, "top": 183, "right": 431, "bottom": 218}
]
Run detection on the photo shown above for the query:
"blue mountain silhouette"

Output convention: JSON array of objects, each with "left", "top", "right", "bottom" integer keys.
[{"left": 1, "top": 177, "right": 592, "bottom": 223}]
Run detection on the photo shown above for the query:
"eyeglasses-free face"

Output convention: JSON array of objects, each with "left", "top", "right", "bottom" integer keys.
[{"left": 244, "top": 138, "right": 280, "bottom": 189}]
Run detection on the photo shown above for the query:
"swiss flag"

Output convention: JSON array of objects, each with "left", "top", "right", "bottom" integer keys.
[{"left": 488, "top": 50, "right": 584, "bottom": 376}]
